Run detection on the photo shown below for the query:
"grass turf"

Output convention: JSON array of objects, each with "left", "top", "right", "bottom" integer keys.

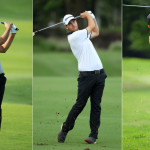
[
  {"left": 33, "top": 76, "right": 121, "bottom": 150},
  {"left": 123, "top": 58, "right": 150, "bottom": 150},
  {"left": 33, "top": 47, "right": 121, "bottom": 77},
  {"left": 0, "top": 103, "right": 32, "bottom": 150}
]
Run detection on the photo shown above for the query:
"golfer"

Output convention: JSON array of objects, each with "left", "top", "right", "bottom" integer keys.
[
  {"left": 0, "top": 22, "right": 18, "bottom": 129},
  {"left": 147, "top": 14, "right": 150, "bottom": 44},
  {"left": 58, "top": 11, "right": 107, "bottom": 144}
]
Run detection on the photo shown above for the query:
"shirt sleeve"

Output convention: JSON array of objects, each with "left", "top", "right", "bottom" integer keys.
[
  {"left": 73, "top": 29, "right": 88, "bottom": 41},
  {"left": 88, "top": 32, "right": 92, "bottom": 39}
]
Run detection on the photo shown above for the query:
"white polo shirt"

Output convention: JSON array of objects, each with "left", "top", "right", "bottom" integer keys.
[
  {"left": 67, "top": 29, "right": 103, "bottom": 71},
  {"left": 0, "top": 61, "right": 3, "bottom": 74}
]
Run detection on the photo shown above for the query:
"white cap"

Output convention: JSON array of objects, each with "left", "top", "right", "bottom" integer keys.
[{"left": 63, "top": 14, "right": 75, "bottom": 25}]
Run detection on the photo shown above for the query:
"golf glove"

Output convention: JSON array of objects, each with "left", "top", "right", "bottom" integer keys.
[
  {"left": 11, "top": 24, "right": 18, "bottom": 34},
  {"left": 87, "top": 11, "right": 95, "bottom": 19}
]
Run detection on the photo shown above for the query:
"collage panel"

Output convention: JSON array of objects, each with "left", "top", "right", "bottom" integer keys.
[
  {"left": 0, "top": 0, "right": 32, "bottom": 149},
  {"left": 123, "top": 0, "right": 150, "bottom": 149},
  {"left": 1, "top": 0, "right": 149, "bottom": 150},
  {"left": 33, "top": 0, "right": 121, "bottom": 150}
]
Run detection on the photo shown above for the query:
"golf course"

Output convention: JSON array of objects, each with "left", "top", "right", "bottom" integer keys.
[
  {"left": 123, "top": 58, "right": 150, "bottom": 150},
  {"left": 0, "top": 0, "right": 32, "bottom": 150},
  {"left": 33, "top": 38, "right": 122, "bottom": 150}
]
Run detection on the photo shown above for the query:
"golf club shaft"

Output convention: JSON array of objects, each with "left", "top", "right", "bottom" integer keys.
[
  {"left": 34, "top": 21, "right": 63, "bottom": 34},
  {"left": 33, "top": 15, "right": 81, "bottom": 35},
  {"left": 0, "top": 21, "right": 4, "bottom": 24},
  {"left": 0, "top": 21, "right": 19, "bottom": 31},
  {"left": 123, "top": 4, "right": 150, "bottom": 7}
]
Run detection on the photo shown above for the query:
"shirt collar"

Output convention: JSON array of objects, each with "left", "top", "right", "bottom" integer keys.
[{"left": 67, "top": 32, "right": 74, "bottom": 36}]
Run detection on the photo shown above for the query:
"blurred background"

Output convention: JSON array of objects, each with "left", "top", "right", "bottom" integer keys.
[
  {"left": 123, "top": 0, "right": 150, "bottom": 150},
  {"left": 123, "top": 0, "right": 150, "bottom": 58},
  {"left": 33, "top": 0, "right": 122, "bottom": 150},
  {"left": 0, "top": 0, "right": 32, "bottom": 149}
]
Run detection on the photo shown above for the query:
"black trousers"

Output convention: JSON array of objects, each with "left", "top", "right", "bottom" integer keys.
[
  {"left": 0, "top": 73, "right": 7, "bottom": 128},
  {"left": 62, "top": 69, "right": 107, "bottom": 139}
]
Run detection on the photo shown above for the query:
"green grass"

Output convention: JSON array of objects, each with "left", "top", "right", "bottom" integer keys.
[
  {"left": 0, "top": 0, "right": 32, "bottom": 149},
  {"left": 33, "top": 76, "right": 121, "bottom": 150},
  {"left": 33, "top": 40, "right": 121, "bottom": 77},
  {"left": 123, "top": 58, "right": 150, "bottom": 150},
  {"left": 0, "top": 103, "right": 32, "bottom": 150},
  {"left": 0, "top": 0, "right": 32, "bottom": 21}
]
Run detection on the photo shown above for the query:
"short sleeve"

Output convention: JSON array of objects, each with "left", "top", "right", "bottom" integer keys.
[
  {"left": 73, "top": 29, "right": 88, "bottom": 41},
  {"left": 88, "top": 32, "right": 92, "bottom": 39}
]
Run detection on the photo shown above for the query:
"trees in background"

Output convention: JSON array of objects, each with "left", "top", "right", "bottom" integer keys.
[
  {"left": 33, "top": 0, "right": 121, "bottom": 32},
  {"left": 123, "top": 0, "right": 150, "bottom": 57}
]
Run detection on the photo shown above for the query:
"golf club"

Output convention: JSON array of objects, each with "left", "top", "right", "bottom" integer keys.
[
  {"left": 123, "top": 4, "right": 150, "bottom": 8},
  {"left": 0, "top": 21, "right": 4, "bottom": 24},
  {"left": 0, "top": 21, "right": 19, "bottom": 31},
  {"left": 147, "top": 14, "right": 150, "bottom": 25},
  {"left": 33, "top": 15, "right": 81, "bottom": 36}
]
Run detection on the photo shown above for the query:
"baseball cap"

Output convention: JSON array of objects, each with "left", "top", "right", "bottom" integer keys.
[{"left": 63, "top": 14, "right": 75, "bottom": 25}]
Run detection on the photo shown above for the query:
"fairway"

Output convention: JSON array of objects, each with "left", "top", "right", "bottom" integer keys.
[
  {"left": 0, "top": 0, "right": 32, "bottom": 149},
  {"left": 33, "top": 76, "right": 121, "bottom": 150},
  {"left": 123, "top": 58, "right": 150, "bottom": 150},
  {"left": 0, "top": 103, "right": 32, "bottom": 150},
  {"left": 33, "top": 40, "right": 122, "bottom": 150}
]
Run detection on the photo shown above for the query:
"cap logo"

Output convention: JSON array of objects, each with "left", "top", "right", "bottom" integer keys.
[{"left": 65, "top": 15, "right": 73, "bottom": 21}]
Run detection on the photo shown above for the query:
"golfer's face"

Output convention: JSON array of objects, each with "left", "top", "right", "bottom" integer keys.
[{"left": 67, "top": 20, "right": 78, "bottom": 32}]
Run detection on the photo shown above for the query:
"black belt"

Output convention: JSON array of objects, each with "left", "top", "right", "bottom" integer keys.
[{"left": 80, "top": 69, "right": 104, "bottom": 75}]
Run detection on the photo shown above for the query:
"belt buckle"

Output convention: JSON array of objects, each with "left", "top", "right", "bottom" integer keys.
[{"left": 95, "top": 70, "right": 100, "bottom": 74}]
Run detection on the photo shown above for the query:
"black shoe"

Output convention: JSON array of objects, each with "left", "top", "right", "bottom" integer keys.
[
  {"left": 85, "top": 137, "right": 96, "bottom": 144},
  {"left": 57, "top": 130, "right": 68, "bottom": 143}
]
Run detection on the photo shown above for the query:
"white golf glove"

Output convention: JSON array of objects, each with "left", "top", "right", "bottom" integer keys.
[
  {"left": 11, "top": 24, "right": 18, "bottom": 33},
  {"left": 87, "top": 11, "right": 95, "bottom": 19}
]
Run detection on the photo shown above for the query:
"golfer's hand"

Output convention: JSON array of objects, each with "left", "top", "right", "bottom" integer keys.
[
  {"left": 80, "top": 11, "right": 91, "bottom": 19},
  {"left": 4, "top": 22, "right": 12, "bottom": 30},
  {"left": 87, "top": 11, "right": 95, "bottom": 19},
  {"left": 11, "top": 24, "right": 18, "bottom": 34}
]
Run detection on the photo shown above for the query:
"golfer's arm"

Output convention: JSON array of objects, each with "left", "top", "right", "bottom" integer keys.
[
  {"left": 0, "top": 28, "right": 11, "bottom": 45},
  {"left": 86, "top": 14, "right": 95, "bottom": 34},
  {"left": 91, "top": 18, "right": 99, "bottom": 39},
  {"left": 0, "top": 34, "right": 15, "bottom": 53}
]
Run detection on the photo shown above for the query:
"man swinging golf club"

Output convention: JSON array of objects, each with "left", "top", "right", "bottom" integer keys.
[
  {"left": 0, "top": 22, "right": 18, "bottom": 129},
  {"left": 58, "top": 11, "right": 107, "bottom": 144}
]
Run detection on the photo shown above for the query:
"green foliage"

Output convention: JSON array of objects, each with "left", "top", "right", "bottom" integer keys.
[
  {"left": 33, "top": 0, "right": 121, "bottom": 33},
  {"left": 129, "top": 19, "right": 149, "bottom": 50}
]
